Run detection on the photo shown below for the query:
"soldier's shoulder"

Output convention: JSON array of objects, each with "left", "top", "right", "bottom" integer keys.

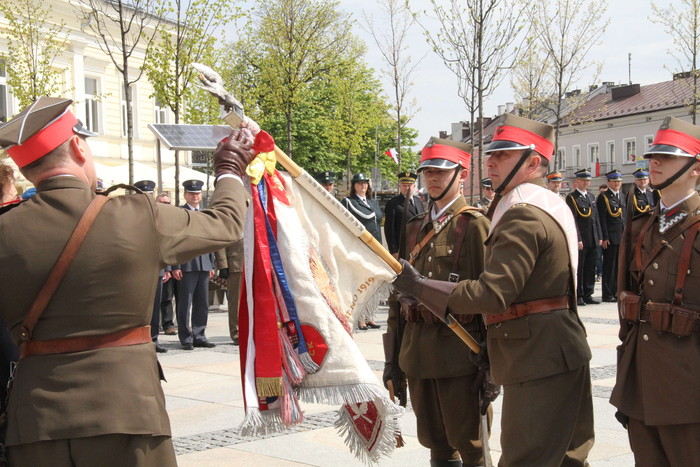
[
  {"left": 407, "top": 211, "right": 428, "bottom": 224},
  {"left": 460, "top": 206, "right": 485, "bottom": 219}
]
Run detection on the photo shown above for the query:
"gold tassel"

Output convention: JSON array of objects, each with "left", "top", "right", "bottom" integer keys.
[{"left": 256, "top": 376, "right": 283, "bottom": 397}]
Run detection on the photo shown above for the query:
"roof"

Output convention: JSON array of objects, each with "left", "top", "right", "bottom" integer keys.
[{"left": 561, "top": 77, "right": 695, "bottom": 126}]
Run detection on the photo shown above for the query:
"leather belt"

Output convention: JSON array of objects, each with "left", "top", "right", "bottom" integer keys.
[
  {"left": 485, "top": 296, "right": 570, "bottom": 326},
  {"left": 20, "top": 325, "right": 152, "bottom": 359}
]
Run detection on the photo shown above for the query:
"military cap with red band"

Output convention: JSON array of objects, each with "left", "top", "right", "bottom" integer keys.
[
  {"left": 644, "top": 116, "right": 700, "bottom": 159},
  {"left": 0, "top": 97, "right": 96, "bottom": 168},
  {"left": 418, "top": 137, "right": 473, "bottom": 172},
  {"left": 484, "top": 114, "right": 555, "bottom": 160}
]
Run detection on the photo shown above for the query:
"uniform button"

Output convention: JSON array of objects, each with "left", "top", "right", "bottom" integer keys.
[
  {"left": 643, "top": 334, "right": 649, "bottom": 341},
  {"left": 652, "top": 263, "right": 658, "bottom": 270},
  {"left": 448, "top": 249, "right": 453, "bottom": 254},
  {"left": 428, "top": 256, "right": 432, "bottom": 262},
  {"left": 648, "top": 279, "right": 654, "bottom": 286},
  {"left": 430, "top": 243, "right": 434, "bottom": 248},
  {"left": 428, "top": 272, "right": 433, "bottom": 278},
  {"left": 504, "top": 332, "right": 508, "bottom": 337}
]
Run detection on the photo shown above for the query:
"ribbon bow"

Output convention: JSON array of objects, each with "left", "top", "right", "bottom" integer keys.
[{"left": 246, "top": 130, "right": 277, "bottom": 185}]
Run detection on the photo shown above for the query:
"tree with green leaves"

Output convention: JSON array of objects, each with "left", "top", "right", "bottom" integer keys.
[
  {"left": 145, "top": 0, "right": 240, "bottom": 201},
  {"left": 511, "top": 34, "right": 553, "bottom": 120},
  {"left": 76, "top": 0, "right": 163, "bottom": 185},
  {"left": 244, "top": 0, "right": 355, "bottom": 158},
  {"left": 0, "top": 0, "right": 69, "bottom": 109},
  {"left": 650, "top": 0, "right": 700, "bottom": 123},
  {"left": 363, "top": 0, "right": 420, "bottom": 170},
  {"left": 529, "top": 0, "right": 609, "bottom": 166}
]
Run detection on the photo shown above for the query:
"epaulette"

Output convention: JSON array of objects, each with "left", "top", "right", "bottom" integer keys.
[{"left": 460, "top": 207, "right": 484, "bottom": 218}]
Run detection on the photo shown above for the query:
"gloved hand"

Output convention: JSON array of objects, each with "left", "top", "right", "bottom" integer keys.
[
  {"left": 213, "top": 129, "right": 255, "bottom": 178},
  {"left": 218, "top": 268, "right": 230, "bottom": 280},
  {"left": 392, "top": 259, "right": 458, "bottom": 322},
  {"left": 468, "top": 340, "right": 501, "bottom": 415},
  {"left": 382, "top": 362, "right": 408, "bottom": 407}
]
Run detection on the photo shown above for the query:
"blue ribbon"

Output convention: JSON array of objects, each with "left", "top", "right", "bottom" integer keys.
[{"left": 258, "top": 179, "right": 310, "bottom": 355}]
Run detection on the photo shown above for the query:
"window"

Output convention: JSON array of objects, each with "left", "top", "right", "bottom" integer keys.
[
  {"left": 84, "top": 77, "right": 100, "bottom": 133},
  {"left": 556, "top": 148, "right": 566, "bottom": 171},
  {"left": 0, "top": 60, "right": 8, "bottom": 124},
  {"left": 573, "top": 145, "right": 581, "bottom": 168},
  {"left": 645, "top": 135, "right": 654, "bottom": 152},
  {"left": 121, "top": 85, "right": 137, "bottom": 138},
  {"left": 606, "top": 141, "right": 615, "bottom": 165},
  {"left": 588, "top": 143, "right": 599, "bottom": 165},
  {"left": 154, "top": 98, "right": 167, "bottom": 124},
  {"left": 623, "top": 138, "right": 636, "bottom": 163}
]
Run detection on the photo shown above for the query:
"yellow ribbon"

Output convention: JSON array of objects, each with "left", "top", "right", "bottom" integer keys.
[{"left": 246, "top": 151, "right": 277, "bottom": 185}]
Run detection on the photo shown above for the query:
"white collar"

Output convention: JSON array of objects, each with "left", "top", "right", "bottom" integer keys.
[
  {"left": 431, "top": 195, "right": 459, "bottom": 220},
  {"left": 659, "top": 192, "right": 695, "bottom": 212}
]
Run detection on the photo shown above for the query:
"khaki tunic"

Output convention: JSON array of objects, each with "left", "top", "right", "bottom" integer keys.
[
  {"left": 611, "top": 194, "right": 700, "bottom": 426},
  {"left": 0, "top": 176, "right": 249, "bottom": 446},
  {"left": 391, "top": 196, "right": 489, "bottom": 378}
]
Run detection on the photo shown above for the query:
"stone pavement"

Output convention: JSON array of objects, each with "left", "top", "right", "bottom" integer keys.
[{"left": 156, "top": 282, "right": 634, "bottom": 466}]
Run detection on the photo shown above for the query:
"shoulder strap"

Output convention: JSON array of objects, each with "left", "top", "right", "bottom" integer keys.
[
  {"left": 19, "top": 195, "right": 110, "bottom": 342},
  {"left": 450, "top": 209, "right": 481, "bottom": 274},
  {"left": 408, "top": 205, "right": 476, "bottom": 265},
  {"left": 673, "top": 220, "right": 700, "bottom": 306}
]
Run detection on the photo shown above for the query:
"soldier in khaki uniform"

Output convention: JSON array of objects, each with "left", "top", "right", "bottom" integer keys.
[
  {"left": 0, "top": 97, "right": 255, "bottom": 466},
  {"left": 384, "top": 138, "right": 490, "bottom": 466},
  {"left": 394, "top": 114, "right": 594, "bottom": 466},
  {"left": 611, "top": 116, "right": 700, "bottom": 466}
]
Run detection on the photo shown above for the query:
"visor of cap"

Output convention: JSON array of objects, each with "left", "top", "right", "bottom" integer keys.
[
  {"left": 417, "top": 158, "right": 459, "bottom": 171},
  {"left": 73, "top": 120, "right": 98, "bottom": 138},
  {"left": 483, "top": 140, "right": 532, "bottom": 154},
  {"left": 643, "top": 144, "right": 694, "bottom": 158}
]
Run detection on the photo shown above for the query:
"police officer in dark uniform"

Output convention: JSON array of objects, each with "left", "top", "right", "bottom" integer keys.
[
  {"left": 566, "top": 168, "right": 603, "bottom": 305},
  {"left": 383, "top": 171, "right": 424, "bottom": 257},
  {"left": 597, "top": 169, "right": 626, "bottom": 302},
  {"left": 315, "top": 171, "right": 336, "bottom": 194},
  {"left": 612, "top": 116, "right": 700, "bottom": 466},
  {"left": 386, "top": 138, "right": 490, "bottom": 466},
  {"left": 172, "top": 179, "right": 217, "bottom": 350},
  {"left": 341, "top": 173, "right": 383, "bottom": 243},
  {"left": 629, "top": 168, "right": 657, "bottom": 215}
]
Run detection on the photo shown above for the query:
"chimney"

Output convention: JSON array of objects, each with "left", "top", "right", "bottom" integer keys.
[
  {"left": 611, "top": 83, "right": 641, "bottom": 100},
  {"left": 505, "top": 102, "right": 514, "bottom": 113},
  {"left": 439, "top": 130, "right": 447, "bottom": 139},
  {"left": 497, "top": 105, "right": 505, "bottom": 115}
]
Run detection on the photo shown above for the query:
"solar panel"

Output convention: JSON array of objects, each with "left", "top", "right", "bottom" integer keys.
[{"left": 147, "top": 123, "right": 232, "bottom": 151}]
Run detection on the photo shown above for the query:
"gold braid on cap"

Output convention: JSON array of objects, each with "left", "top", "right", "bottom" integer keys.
[{"left": 603, "top": 193, "right": 622, "bottom": 217}]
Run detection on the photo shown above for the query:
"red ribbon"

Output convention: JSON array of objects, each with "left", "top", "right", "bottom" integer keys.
[
  {"left": 7, "top": 110, "right": 78, "bottom": 167},
  {"left": 492, "top": 125, "right": 554, "bottom": 159},
  {"left": 420, "top": 143, "right": 471, "bottom": 167},
  {"left": 651, "top": 128, "right": 700, "bottom": 156},
  {"left": 253, "top": 130, "right": 276, "bottom": 155}
]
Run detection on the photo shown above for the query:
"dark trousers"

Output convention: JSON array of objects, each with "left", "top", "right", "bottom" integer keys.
[
  {"left": 7, "top": 434, "right": 177, "bottom": 467},
  {"left": 628, "top": 418, "right": 700, "bottom": 467},
  {"left": 407, "top": 375, "right": 486, "bottom": 466},
  {"left": 577, "top": 246, "right": 597, "bottom": 301},
  {"left": 160, "top": 279, "right": 175, "bottom": 330},
  {"left": 177, "top": 271, "right": 211, "bottom": 345},
  {"left": 601, "top": 243, "right": 620, "bottom": 300},
  {"left": 150, "top": 276, "right": 164, "bottom": 342},
  {"left": 500, "top": 365, "right": 594, "bottom": 467}
]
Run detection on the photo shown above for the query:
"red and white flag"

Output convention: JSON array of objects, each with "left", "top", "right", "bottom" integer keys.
[{"left": 385, "top": 148, "right": 398, "bottom": 164}]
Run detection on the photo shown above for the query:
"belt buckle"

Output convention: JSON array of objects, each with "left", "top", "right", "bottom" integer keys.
[{"left": 448, "top": 273, "right": 459, "bottom": 283}]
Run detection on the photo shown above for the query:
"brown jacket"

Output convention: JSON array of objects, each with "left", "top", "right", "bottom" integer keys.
[
  {"left": 610, "top": 193, "right": 700, "bottom": 425},
  {"left": 0, "top": 176, "right": 249, "bottom": 446},
  {"left": 447, "top": 181, "right": 591, "bottom": 385},
  {"left": 388, "top": 196, "right": 489, "bottom": 379}
]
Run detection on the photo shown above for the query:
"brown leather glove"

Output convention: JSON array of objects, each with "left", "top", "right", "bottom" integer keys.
[
  {"left": 213, "top": 129, "right": 255, "bottom": 178},
  {"left": 392, "top": 259, "right": 457, "bottom": 322}
]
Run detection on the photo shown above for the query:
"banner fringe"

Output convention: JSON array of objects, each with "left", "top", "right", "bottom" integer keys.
[
  {"left": 299, "top": 351, "right": 320, "bottom": 374},
  {"left": 335, "top": 399, "right": 402, "bottom": 465},
  {"left": 256, "top": 377, "right": 283, "bottom": 397}
]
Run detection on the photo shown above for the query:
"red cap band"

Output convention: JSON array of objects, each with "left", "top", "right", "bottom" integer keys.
[
  {"left": 420, "top": 143, "right": 471, "bottom": 167},
  {"left": 492, "top": 125, "right": 554, "bottom": 160},
  {"left": 6, "top": 110, "right": 78, "bottom": 167},
  {"left": 651, "top": 128, "right": 700, "bottom": 156}
]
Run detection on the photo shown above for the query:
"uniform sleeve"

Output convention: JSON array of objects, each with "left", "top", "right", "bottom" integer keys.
[
  {"left": 597, "top": 193, "right": 609, "bottom": 240},
  {"left": 447, "top": 205, "right": 546, "bottom": 315},
  {"left": 215, "top": 248, "right": 228, "bottom": 269},
  {"left": 567, "top": 195, "right": 583, "bottom": 242},
  {"left": 154, "top": 178, "right": 250, "bottom": 267}
]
